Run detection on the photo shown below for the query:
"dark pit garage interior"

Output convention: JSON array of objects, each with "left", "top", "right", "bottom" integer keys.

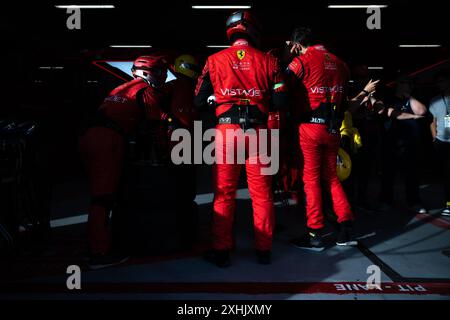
[{"left": 0, "top": 0, "right": 449, "bottom": 305}]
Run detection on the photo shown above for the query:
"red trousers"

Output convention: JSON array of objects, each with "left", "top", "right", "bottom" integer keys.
[
  {"left": 79, "top": 127, "right": 124, "bottom": 255},
  {"left": 299, "top": 124, "right": 353, "bottom": 229},
  {"left": 212, "top": 124, "right": 275, "bottom": 251}
]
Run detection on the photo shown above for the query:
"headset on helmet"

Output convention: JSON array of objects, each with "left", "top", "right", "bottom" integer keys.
[
  {"left": 174, "top": 54, "right": 200, "bottom": 80},
  {"left": 132, "top": 55, "right": 167, "bottom": 87},
  {"left": 225, "top": 10, "right": 261, "bottom": 44}
]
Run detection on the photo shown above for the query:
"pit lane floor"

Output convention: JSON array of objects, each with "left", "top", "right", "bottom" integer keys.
[{"left": 1, "top": 170, "right": 449, "bottom": 300}]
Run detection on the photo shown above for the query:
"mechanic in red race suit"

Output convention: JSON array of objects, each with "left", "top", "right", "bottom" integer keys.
[
  {"left": 164, "top": 54, "right": 200, "bottom": 247},
  {"left": 266, "top": 49, "right": 288, "bottom": 195},
  {"left": 168, "top": 54, "right": 200, "bottom": 129},
  {"left": 286, "top": 28, "right": 356, "bottom": 251},
  {"left": 194, "top": 11, "right": 287, "bottom": 267},
  {"left": 267, "top": 48, "right": 302, "bottom": 202},
  {"left": 79, "top": 55, "right": 168, "bottom": 269},
  {"left": 159, "top": 55, "right": 200, "bottom": 156}
]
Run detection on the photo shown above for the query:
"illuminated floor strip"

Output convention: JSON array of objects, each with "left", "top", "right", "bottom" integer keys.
[{"left": 50, "top": 214, "right": 88, "bottom": 228}]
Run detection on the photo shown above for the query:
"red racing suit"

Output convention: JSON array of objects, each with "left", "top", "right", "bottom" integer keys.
[
  {"left": 79, "top": 78, "right": 166, "bottom": 255},
  {"left": 165, "top": 74, "right": 198, "bottom": 129},
  {"left": 164, "top": 74, "right": 198, "bottom": 161},
  {"left": 266, "top": 48, "right": 300, "bottom": 198},
  {"left": 287, "top": 44, "right": 353, "bottom": 230},
  {"left": 195, "top": 39, "right": 286, "bottom": 251}
]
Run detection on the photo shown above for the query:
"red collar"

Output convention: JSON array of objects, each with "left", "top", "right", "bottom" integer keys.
[
  {"left": 232, "top": 39, "right": 249, "bottom": 47},
  {"left": 309, "top": 44, "right": 326, "bottom": 51}
]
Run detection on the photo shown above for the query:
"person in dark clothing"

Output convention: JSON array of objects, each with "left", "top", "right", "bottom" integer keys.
[
  {"left": 380, "top": 77, "right": 428, "bottom": 213},
  {"left": 348, "top": 66, "right": 385, "bottom": 209}
]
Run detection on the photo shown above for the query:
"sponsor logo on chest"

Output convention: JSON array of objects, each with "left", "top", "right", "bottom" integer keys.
[
  {"left": 310, "top": 85, "right": 344, "bottom": 94},
  {"left": 220, "top": 88, "right": 263, "bottom": 97}
]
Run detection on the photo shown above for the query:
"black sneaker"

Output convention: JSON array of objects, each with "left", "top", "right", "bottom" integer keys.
[
  {"left": 441, "top": 202, "right": 450, "bottom": 216},
  {"left": 203, "top": 249, "right": 231, "bottom": 268},
  {"left": 88, "top": 253, "right": 130, "bottom": 270},
  {"left": 291, "top": 229, "right": 325, "bottom": 252},
  {"left": 336, "top": 221, "right": 358, "bottom": 246},
  {"left": 256, "top": 250, "right": 271, "bottom": 265}
]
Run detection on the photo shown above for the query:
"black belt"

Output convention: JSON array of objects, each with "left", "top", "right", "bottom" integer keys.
[
  {"left": 216, "top": 104, "right": 267, "bottom": 129},
  {"left": 298, "top": 102, "right": 343, "bottom": 134},
  {"left": 300, "top": 117, "right": 339, "bottom": 134},
  {"left": 300, "top": 117, "right": 327, "bottom": 125},
  {"left": 217, "top": 116, "right": 266, "bottom": 125}
]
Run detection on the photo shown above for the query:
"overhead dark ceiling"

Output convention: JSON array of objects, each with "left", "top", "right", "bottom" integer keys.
[{"left": 1, "top": 0, "right": 449, "bottom": 80}]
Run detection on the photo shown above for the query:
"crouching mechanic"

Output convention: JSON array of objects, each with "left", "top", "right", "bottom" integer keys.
[
  {"left": 194, "top": 10, "right": 287, "bottom": 267},
  {"left": 79, "top": 56, "right": 169, "bottom": 269},
  {"left": 286, "top": 27, "right": 356, "bottom": 251}
]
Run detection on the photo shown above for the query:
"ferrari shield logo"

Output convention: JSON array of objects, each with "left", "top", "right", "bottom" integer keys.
[{"left": 237, "top": 50, "right": 246, "bottom": 60}]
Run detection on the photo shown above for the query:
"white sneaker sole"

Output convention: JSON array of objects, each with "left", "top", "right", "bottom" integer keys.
[
  {"left": 336, "top": 241, "right": 358, "bottom": 246},
  {"left": 291, "top": 243, "right": 325, "bottom": 252}
]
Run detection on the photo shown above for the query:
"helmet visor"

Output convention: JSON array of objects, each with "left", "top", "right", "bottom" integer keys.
[
  {"left": 226, "top": 11, "right": 244, "bottom": 28},
  {"left": 180, "top": 62, "right": 200, "bottom": 74}
]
